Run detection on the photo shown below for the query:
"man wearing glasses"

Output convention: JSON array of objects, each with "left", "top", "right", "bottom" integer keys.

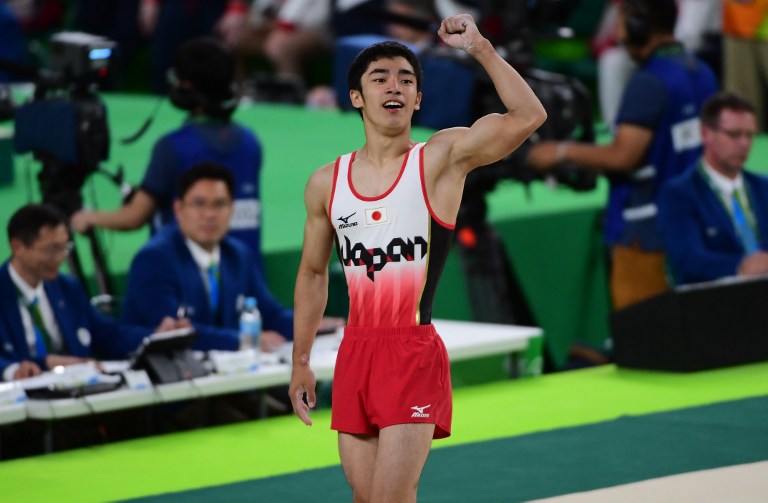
[
  {"left": 120, "top": 162, "right": 301, "bottom": 352},
  {"left": 657, "top": 92, "right": 768, "bottom": 285},
  {"left": 0, "top": 204, "right": 174, "bottom": 381}
]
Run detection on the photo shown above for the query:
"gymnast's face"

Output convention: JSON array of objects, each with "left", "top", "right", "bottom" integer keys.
[{"left": 350, "top": 57, "right": 422, "bottom": 128}]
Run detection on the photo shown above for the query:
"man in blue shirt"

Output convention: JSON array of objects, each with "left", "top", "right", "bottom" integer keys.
[
  {"left": 658, "top": 92, "right": 768, "bottom": 285},
  {"left": 0, "top": 204, "right": 177, "bottom": 381},
  {"left": 527, "top": 0, "right": 718, "bottom": 309},
  {"left": 71, "top": 37, "right": 266, "bottom": 270}
]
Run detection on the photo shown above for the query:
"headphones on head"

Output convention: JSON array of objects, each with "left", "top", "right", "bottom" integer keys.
[
  {"left": 167, "top": 67, "right": 239, "bottom": 116},
  {"left": 623, "top": 0, "right": 651, "bottom": 47}
]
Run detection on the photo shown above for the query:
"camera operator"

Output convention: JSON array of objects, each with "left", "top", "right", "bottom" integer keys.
[
  {"left": 526, "top": 0, "right": 718, "bottom": 310},
  {"left": 70, "top": 37, "right": 267, "bottom": 271}
]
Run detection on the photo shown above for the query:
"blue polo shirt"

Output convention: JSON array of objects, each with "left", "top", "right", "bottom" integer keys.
[
  {"left": 140, "top": 117, "right": 264, "bottom": 270},
  {"left": 605, "top": 43, "right": 718, "bottom": 250}
]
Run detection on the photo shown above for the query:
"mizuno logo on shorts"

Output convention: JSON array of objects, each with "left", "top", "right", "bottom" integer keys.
[{"left": 411, "top": 404, "right": 431, "bottom": 418}]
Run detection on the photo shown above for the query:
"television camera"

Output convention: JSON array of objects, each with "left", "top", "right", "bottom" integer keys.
[
  {"left": 4, "top": 32, "right": 124, "bottom": 298},
  {"left": 455, "top": 61, "right": 595, "bottom": 337}
]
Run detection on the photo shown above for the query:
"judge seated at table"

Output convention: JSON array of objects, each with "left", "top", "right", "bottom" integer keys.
[
  {"left": 0, "top": 204, "right": 180, "bottom": 382},
  {"left": 121, "top": 162, "right": 342, "bottom": 352},
  {"left": 658, "top": 92, "right": 768, "bottom": 285}
]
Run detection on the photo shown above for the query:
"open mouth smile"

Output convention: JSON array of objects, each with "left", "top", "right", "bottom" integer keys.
[{"left": 383, "top": 101, "right": 404, "bottom": 111}]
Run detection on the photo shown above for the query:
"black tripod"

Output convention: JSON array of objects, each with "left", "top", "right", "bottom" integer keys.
[
  {"left": 452, "top": 58, "right": 598, "bottom": 374},
  {"left": 455, "top": 195, "right": 537, "bottom": 327},
  {"left": 36, "top": 154, "right": 114, "bottom": 301}
]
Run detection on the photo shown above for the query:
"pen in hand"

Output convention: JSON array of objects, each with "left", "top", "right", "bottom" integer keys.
[
  {"left": 155, "top": 304, "right": 191, "bottom": 332},
  {"left": 174, "top": 303, "right": 192, "bottom": 329}
]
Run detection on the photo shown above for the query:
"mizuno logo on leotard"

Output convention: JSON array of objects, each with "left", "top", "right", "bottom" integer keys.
[
  {"left": 340, "top": 235, "right": 428, "bottom": 280},
  {"left": 337, "top": 212, "right": 357, "bottom": 229},
  {"left": 411, "top": 404, "right": 431, "bottom": 418}
]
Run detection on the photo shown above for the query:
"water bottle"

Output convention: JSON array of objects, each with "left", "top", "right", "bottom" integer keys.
[{"left": 239, "top": 296, "right": 262, "bottom": 352}]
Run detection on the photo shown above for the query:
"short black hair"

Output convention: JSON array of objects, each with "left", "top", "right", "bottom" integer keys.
[
  {"left": 7, "top": 204, "right": 67, "bottom": 246},
  {"left": 177, "top": 162, "right": 235, "bottom": 200},
  {"left": 347, "top": 40, "right": 423, "bottom": 116},
  {"left": 700, "top": 92, "right": 757, "bottom": 129},
  {"left": 622, "top": 0, "right": 677, "bottom": 38},
  {"left": 173, "top": 37, "right": 236, "bottom": 116}
]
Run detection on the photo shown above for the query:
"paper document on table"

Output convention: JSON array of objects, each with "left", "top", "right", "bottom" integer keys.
[
  {"left": 15, "top": 373, "right": 61, "bottom": 390},
  {"left": 100, "top": 360, "right": 130, "bottom": 373},
  {"left": 279, "top": 332, "right": 344, "bottom": 365},
  {"left": 15, "top": 366, "right": 123, "bottom": 391},
  {"left": 0, "top": 381, "right": 28, "bottom": 404},
  {"left": 209, "top": 349, "right": 261, "bottom": 375}
]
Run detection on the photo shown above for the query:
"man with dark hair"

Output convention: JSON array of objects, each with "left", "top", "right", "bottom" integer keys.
[
  {"left": 289, "top": 14, "right": 545, "bottom": 501},
  {"left": 346, "top": 39, "right": 423, "bottom": 119},
  {"left": 71, "top": 36, "right": 267, "bottom": 270},
  {"left": 166, "top": 36, "right": 239, "bottom": 120},
  {"left": 120, "top": 162, "right": 299, "bottom": 352},
  {"left": 528, "top": 0, "right": 718, "bottom": 310},
  {"left": 0, "top": 204, "right": 174, "bottom": 381},
  {"left": 658, "top": 92, "right": 768, "bottom": 285}
]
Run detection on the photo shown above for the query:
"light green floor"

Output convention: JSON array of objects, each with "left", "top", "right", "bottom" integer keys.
[{"left": 2, "top": 362, "right": 768, "bottom": 502}]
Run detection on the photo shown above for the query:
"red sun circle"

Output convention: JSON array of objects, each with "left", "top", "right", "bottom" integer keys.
[{"left": 372, "top": 210, "right": 381, "bottom": 221}]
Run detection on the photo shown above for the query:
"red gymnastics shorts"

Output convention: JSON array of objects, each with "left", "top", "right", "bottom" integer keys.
[{"left": 330, "top": 324, "right": 452, "bottom": 439}]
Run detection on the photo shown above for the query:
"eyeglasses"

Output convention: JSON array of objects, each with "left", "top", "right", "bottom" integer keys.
[
  {"left": 183, "top": 198, "right": 232, "bottom": 212},
  {"left": 34, "top": 241, "right": 74, "bottom": 257},
  {"left": 716, "top": 128, "right": 757, "bottom": 140}
]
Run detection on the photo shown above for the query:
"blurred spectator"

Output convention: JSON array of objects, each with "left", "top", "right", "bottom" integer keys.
[
  {"left": 658, "top": 92, "right": 768, "bottom": 285},
  {"left": 245, "top": 0, "right": 385, "bottom": 100},
  {"left": 595, "top": 47, "right": 635, "bottom": 130},
  {"left": 383, "top": 0, "right": 437, "bottom": 48},
  {"left": 722, "top": 0, "right": 768, "bottom": 132},
  {"left": 674, "top": 0, "right": 721, "bottom": 77},
  {"left": 1, "top": 0, "right": 67, "bottom": 81},
  {"left": 232, "top": 0, "right": 475, "bottom": 105},
  {"left": 138, "top": 0, "right": 249, "bottom": 94},
  {"left": 591, "top": 0, "right": 636, "bottom": 129},
  {"left": 527, "top": 0, "right": 718, "bottom": 310},
  {"left": 261, "top": 0, "right": 339, "bottom": 80},
  {"left": 5, "top": 0, "right": 65, "bottom": 35},
  {"left": 305, "top": 0, "right": 439, "bottom": 108},
  {"left": 0, "top": 1, "right": 27, "bottom": 82},
  {"left": 222, "top": 0, "right": 283, "bottom": 75}
]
